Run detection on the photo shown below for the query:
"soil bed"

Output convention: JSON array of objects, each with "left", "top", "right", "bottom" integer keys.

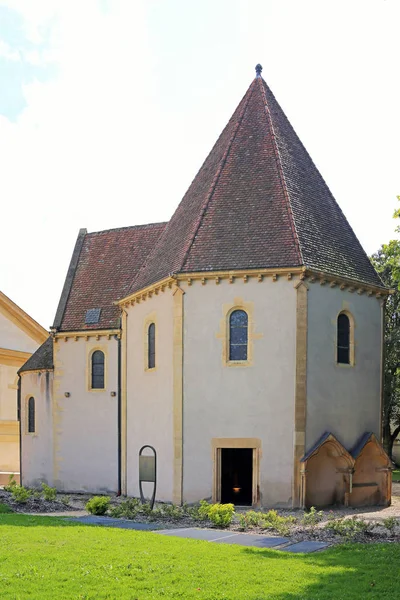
[{"left": 2, "top": 483, "right": 400, "bottom": 545}]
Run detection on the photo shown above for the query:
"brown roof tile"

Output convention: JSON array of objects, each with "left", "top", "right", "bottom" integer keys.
[
  {"left": 58, "top": 223, "right": 166, "bottom": 331},
  {"left": 131, "top": 73, "right": 382, "bottom": 292}
]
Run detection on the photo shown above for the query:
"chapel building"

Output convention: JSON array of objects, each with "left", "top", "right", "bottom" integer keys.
[{"left": 19, "top": 66, "right": 392, "bottom": 508}]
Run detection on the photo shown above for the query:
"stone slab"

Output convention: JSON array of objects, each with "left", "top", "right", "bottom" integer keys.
[
  {"left": 283, "top": 541, "right": 330, "bottom": 553},
  {"left": 68, "top": 515, "right": 162, "bottom": 530},
  {"left": 214, "top": 534, "right": 290, "bottom": 548},
  {"left": 157, "top": 528, "right": 234, "bottom": 541},
  {"left": 156, "top": 528, "right": 289, "bottom": 548}
]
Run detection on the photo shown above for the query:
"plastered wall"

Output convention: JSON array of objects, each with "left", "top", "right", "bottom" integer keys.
[
  {"left": 52, "top": 336, "right": 119, "bottom": 492},
  {"left": 125, "top": 289, "right": 175, "bottom": 502},
  {"left": 181, "top": 277, "right": 297, "bottom": 506},
  {"left": 20, "top": 370, "right": 54, "bottom": 487},
  {"left": 306, "top": 284, "right": 382, "bottom": 450},
  {"left": 0, "top": 364, "right": 19, "bottom": 421},
  {"left": 0, "top": 311, "right": 40, "bottom": 353}
]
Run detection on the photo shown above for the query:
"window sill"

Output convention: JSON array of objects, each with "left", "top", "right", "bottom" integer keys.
[{"left": 225, "top": 360, "right": 251, "bottom": 368}]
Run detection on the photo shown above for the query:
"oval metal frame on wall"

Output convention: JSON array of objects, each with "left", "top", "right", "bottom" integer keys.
[{"left": 139, "top": 445, "right": 157, "bottom": 510}]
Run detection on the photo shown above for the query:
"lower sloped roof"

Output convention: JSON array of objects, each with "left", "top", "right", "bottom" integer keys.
[{"left": 18, "top": 336, "right": 53, "bottom": 373}]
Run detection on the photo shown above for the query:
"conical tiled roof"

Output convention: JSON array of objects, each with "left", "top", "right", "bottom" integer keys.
[{"left": 130, "top": 70, "right": 382, "bottom": 293}]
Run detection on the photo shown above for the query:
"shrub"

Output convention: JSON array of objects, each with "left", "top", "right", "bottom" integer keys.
[
  {"left": 383, "top": 517, "right": 397, "bottom": 533},
  {"left": 301, "top": 506, "right": 324, "bottom": 527},
  {"left": 0, "top": 503, "right": 13, "bottom": 513},
  {"left": 109, "top": 498, "right": 141, "bottom": 519},
  {"left": 85, "top": 496, "right": 110, "bottom": 516},
  {"left": 197, "top": 499, "right": 212, "bottom": 521},
  {"left": 41, "top": 483, "right": 57, "bottom": 502},
  {"left": 3, "top": 474, "right": 17, "bottom": 492},
  {"left": 207, "top": 503, "right": 235, "bottom": 528},
  {"left": 60, "top": 495, "right": 71, "bottom": 506},
  {"left": 259, "top": 510, "right": 297, "bottom": 536},
  {"left": 160, "top": 503, "right": 185, "bottom": 520},
  {"left": 11, "top": 485, "right": 32, "bottom": 504},
  {"left": 325, "top": 516, "right": 373, "bottom": 539}
]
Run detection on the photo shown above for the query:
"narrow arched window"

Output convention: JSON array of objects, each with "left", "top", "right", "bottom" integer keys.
[
  {"left": 28, "top": 397, "right": 35, "bottom": 433},
  {"left": 229, "top": 310, "right": 248, "bottom": 361},
  {"left": 148, "top": 323, "right": 155, "bottom": 369},
  {"left": 91, "top": 350, "right": 105, "bottom": 389},
  {"left": 337, "top": 313, "right": 350, "bottom": 364}
]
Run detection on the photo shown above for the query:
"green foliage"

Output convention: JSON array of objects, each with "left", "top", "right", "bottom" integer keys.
[
  {"left": 301, "top": 506, "right": 324, "bottom": 527},
  {"left": 207, "top": 503, "right": 235, "bottom": 527},
  {"left": 196, "top": 500, "right": 234, "bottom": 527},
  {"left": 221, "top": 507, "right": 298, "bottom": 534},
  {"left": 109, "top": 498, "right": 141, "bottom": 519},
  {"left": 259, "top": 510, "right": 297, "bottom": 536},
  {"left": 0, "top": 502, "right": 13, "bottom": 513},
  {"left": 11, "top": 485, "right": 32, "bottom": 504},
  {"left": 85, "top": 496, "right": 110, "bottom": 516},
  {"left": 2, "top": 514, "right": 400, "bottom": 599},
  {"left": 3, "top": 474, "right": 17, "bottom": 492},
  {"left": 41, "top": 483, "right": 57, "bottom": 502},
  {"left": 60, "top": 495, "right": 70, "bottom": 506},
  {"left": 325, "top": 516, "right": 373, "bottom": 539},
  {"left": 197, "top": 499, "right": 212, "bottom": 521},
  {"left": 371, "top": 202, "right": 400, "bottom": 458},
  {"left": 383, "top": 516, "right": 397, "bottom": 532}
]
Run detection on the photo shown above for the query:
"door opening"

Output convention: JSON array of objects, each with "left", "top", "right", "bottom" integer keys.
[{"left": 220, "top": 448, "right": 253, "bottom": 505}]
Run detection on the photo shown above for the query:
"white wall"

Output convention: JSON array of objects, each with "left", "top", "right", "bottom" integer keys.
[
  {"left": 21, "top": 370, "right": 54, "bottom": 487},
  {"left": 0, "top": 364, "right": 18, "bottom": 421},
  {"left": 126, "top": 289, "right": 175, "bottom": 502},
  {"left": 0, "top": 311, "right": 40, "bottom": 353},
  {"left": 52, "top": 336, "right": 119, "bottom": 492},
  {"left": 181, "top": 276, "right": 297, "bottom": 507},
  {"left": 306, "top": 284, "right": 382, "bottom": 451}
]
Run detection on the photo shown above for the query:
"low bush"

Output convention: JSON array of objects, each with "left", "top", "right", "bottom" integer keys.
[
  {"left": 41, "top": 483, "right": 57, "bottom": 502},
  {"left": 109, "top": 498, "right": 141, "bottom": 519},
  {"left": 85, "top": 496, "right": 110, "bottom": 516},
  {"left": 301, "top": 506, "right": 324, "bottom": 527},
  {"left": 60, "top": 495, "right": 71, "bottom": 506},
  {"left": 325, "top": 516, "right": 373, "bottom": 539},
  {"left": 3, "top": 474, "right": 17, "bottom": 492},
  {"left": 11, "top": 485, "right": 32, "bottom": 504},
  {"left": 383, "top": 517, "right": 397, "bottom": 533},
  {"left": 160, "top": 503, "right": 185, "bottom": 520},
  {"left": 260, "top": 510, "right": 297, "bottom": 536},
  {"left": 206, "top": 502, "right": 235, "bottom": 527},
  {"left": 0, "top": 502, "right": 13, "bottom": 513}
]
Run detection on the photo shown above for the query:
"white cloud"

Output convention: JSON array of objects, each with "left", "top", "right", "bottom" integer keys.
[{"left": 0, "top": 0, "right": 399, "bottom": 328}]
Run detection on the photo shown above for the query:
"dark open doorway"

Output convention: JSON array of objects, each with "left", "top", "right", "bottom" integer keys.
[{"left": 221, "top": 448, "right": 253, "bottom": 505}]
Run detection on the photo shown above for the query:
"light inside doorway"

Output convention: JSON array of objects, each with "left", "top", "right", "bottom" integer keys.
[{"left": 221, "top": 448, "right": 253, "bottom": 506}]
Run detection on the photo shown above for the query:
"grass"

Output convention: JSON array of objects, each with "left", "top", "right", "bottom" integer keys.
[
  {"left": 0, "top": 515, "right": 400, "bottom": 599},
  {"left": 392, "top": 469, "right": 400, "bottom": 482}
]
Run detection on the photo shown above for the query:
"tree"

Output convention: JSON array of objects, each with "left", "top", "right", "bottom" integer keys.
[{"left": 371, "top": 199, "right": 400, "bottom": 460}]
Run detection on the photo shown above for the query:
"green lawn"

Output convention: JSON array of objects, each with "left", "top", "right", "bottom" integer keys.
[
  {"left": 0, "top": 515, "right": 399, "bottom": 599},
  {"left": 392, "top": 469, "right": 400, "bottom": 482}
]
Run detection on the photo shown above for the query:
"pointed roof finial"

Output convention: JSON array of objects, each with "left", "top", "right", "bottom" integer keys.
[{"left": 255, "top": 63, "right": 262, "bottom": 78}]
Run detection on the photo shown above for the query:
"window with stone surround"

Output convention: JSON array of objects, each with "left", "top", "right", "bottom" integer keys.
[{"left": 229, "top": 309, "right": 248, "bottom": 361}]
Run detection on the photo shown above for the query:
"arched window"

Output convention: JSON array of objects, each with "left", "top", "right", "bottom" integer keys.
[
  {"left": 91, "top": 350, "right": 105, "bottom": 389},
  {"left": 337, "top": 313, "right": 350, "bottom": 364},
  {"left": 28, "top": 397, "right": 35, "bottom": 433},
  {"left": 229, "top": 310, "right": 248, "bottom": 361},
  {"left": 148, "top": 323, "right": 155, "bottom": 369}
]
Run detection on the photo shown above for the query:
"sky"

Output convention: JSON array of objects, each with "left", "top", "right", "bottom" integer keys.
[{"left": 0, "top": 0, "right": 399, "bottom": 329}]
